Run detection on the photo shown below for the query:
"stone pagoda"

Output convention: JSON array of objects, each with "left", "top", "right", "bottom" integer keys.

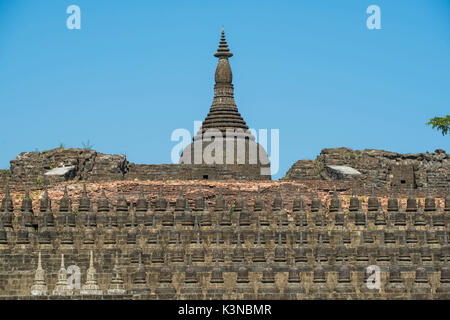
[{"left": 180, "top": 29, "right": 270, "bottom": 180}]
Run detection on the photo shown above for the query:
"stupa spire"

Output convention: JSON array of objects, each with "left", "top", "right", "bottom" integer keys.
[
  {"left": 196, "top": 29, "right": 250, "bottom": 136},
  {"left": 80, "top": 250, "right": 102, "bottom": 295},
  {"left": 214, "top": 28, "right": 233, "bottom": 59},
  {"left": 30, "top": 252, "right": 48, "bottom": 296},
  {"left": 179, "top": 29, "right": 270, "bottom": 175}
]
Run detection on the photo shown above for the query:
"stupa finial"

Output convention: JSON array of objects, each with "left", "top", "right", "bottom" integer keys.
[{"left": 214, "top": 28, "right": 233, "bottom": 59}]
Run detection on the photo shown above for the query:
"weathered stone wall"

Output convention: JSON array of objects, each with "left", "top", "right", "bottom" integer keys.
[
  {"left": 0, "top": 148, "right": 270, "bottom": 188},
  {"left": 1, "top": 180, "right": 446, "bottom": 215},
  {"left": 7, "top": 149, "right": 128, "bottom": 186},
  {"left": 284, "top": 147, "right": 449, "bottom": 192},
  {"left": 128, "top": 164, "right": 269, "bottom": 181},
  {"left": 0, "top": 182, "right": 449, "bottom": 299},
  {"left": 2, "top": 147, "right": 448, "bottom": 191}
]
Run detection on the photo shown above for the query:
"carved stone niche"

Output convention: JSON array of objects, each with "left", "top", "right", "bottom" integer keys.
[{"left": 391, "top": 165, "right": 415, "bottom": 189}]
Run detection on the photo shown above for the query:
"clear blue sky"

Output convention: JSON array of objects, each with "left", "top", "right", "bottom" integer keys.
[{"left": 0, "top": 0, "right": 449, "bottom": 179}]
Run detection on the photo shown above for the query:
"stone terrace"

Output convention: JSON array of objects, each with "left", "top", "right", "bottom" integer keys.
[{"left": 0, "top": 181, "right": 449, "bottom": 299}]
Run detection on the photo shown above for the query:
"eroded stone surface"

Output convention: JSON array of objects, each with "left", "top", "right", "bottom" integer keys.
[
  {"left": 44, "top": 166, "right": 76, "bottom": 177},
  {"left": 0, "top": 182, "right": 448, "bottom": 299},
  {"left": 284, "top": 147, "right": 449, "bottom": 192}
]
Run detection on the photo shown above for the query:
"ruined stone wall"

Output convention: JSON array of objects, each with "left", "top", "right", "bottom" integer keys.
[
  {"left": 7, "top": 149, "right": 128, "bottom": 187},
  {"left": 0, "top": 148, "right": 270, "bottom": 188},
  {"left": 3, "top": 146, "right": 448, "bottom": 191},
  {"left": 284, "top": 147, "right": 449, "bottom": 192}
]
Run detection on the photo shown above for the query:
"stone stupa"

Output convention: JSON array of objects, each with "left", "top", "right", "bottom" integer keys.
[{"left": 180, "top": 29, "right": 270, "bottom": 180}]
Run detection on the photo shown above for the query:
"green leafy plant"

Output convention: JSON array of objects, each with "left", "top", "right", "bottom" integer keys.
[
  {"left": 59, "top": 142, "right": 65, "bottom": 149},
  {"left": 36, "top": 178, "right": 42, "bottom": 187},
  {"left": 427, "top": 115, "right": 450, "bottom": 136}
]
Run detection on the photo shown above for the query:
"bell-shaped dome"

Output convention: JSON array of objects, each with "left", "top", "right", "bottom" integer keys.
[{"left": 215, "top": 59, "right": 232, "bottom": 84}]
